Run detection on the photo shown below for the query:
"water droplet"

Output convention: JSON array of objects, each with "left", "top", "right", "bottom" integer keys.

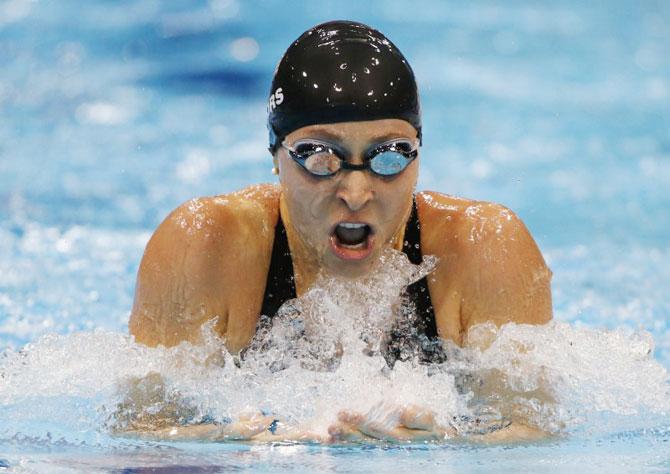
[
  {"left": 229, "top": 37, "right": 259, "bottom": 62},
  {"left": 363, "top": 67, "right": 370, "bottom": 74},
  {"left": 340, "top": 62, "right": 348, "bottom": 70},
  {"left": 302, "top": 71, "right": 307, "bottom": 77}
]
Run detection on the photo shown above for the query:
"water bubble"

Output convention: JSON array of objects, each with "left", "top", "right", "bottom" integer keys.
[
  {"left": 230, "top": 37, "right": 259, "bottom": 62},
  {"left": 176, "top": 149, "right": 211, "bottom": 183},
  {"left": 209, "top": 0, "right": 239, "bottom": 19},
  {"left": 75, "top": 102, "right": 129, "bottom": 126}
]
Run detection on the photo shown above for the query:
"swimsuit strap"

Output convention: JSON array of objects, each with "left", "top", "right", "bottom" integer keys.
[
  {"left": 260, "top": 213, "right": 297, "bottom": 319},
  {"left": 402, "top": 200, "right": 438, "bottom": 340}
]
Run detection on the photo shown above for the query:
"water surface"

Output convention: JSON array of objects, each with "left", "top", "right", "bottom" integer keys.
[{"left": 1, "top": 0, "right": 669, "bottom": 471}]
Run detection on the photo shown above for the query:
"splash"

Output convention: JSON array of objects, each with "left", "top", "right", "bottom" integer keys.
[
  {"left": 0, "top": 249, "right": 668, "bottom": 445},
  {"left": 245, "top": 248, "right": 440, "bottom": 372}
]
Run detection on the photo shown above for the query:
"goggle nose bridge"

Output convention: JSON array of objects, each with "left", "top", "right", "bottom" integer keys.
[{"left": 340, "top": 161, "right": 369, "bottom": 172}]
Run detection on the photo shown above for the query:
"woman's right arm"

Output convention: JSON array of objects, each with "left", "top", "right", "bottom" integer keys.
[{"left": 129, "top": 190, "right": 277, "bottom": 351}]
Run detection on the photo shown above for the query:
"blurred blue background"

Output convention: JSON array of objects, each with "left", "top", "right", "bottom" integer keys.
[{"left": 0, "top": 0, "right": 669, "bottom": 364}]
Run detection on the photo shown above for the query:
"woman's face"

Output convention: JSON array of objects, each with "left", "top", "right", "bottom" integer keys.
[{"left": 277, "top": 118, "right": 419, "bottom": 278}]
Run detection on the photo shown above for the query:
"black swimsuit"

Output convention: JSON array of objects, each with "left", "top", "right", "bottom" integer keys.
[{"left": 259, "top": 199, "right": 445, "bottom": 365}]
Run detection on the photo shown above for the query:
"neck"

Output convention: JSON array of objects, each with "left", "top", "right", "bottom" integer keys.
[{"left": 279, "top": 194, "right": 322, "bottom": 295}]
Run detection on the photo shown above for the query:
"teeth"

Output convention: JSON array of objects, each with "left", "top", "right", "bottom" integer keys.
[
  {"left": 339, "top": 222, "right": 366, "bottom": 229},
  {"left": 341, "top": 242, "right": 366, "bottom": 249}
]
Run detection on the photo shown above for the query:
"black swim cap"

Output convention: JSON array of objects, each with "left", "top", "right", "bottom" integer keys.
[{"left": 267, "top": 20, "right": 421, "bottom": 152}]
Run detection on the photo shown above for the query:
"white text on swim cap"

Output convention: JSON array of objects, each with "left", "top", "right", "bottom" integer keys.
[{"left": 268, "top": 88, "right": 284, "bottom": 112}]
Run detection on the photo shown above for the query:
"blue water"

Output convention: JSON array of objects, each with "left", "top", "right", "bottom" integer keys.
[{"left": 1, "top": 0, "right": 669, "bottom": 472}]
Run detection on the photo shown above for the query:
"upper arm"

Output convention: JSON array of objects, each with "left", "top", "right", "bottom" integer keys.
[
  {"left": 129, "top": 188, "right": 279, "bottom": 351},
  {"left": 129, "top": 198, "right": 232, "bottom": 348},
  {"left": 459, "top": 204, "right": 553, "bottom": 332}
]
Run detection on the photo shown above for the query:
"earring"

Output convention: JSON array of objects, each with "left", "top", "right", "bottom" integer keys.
[{"left": 271, "top": 166, "right": 279, "bottom": 175}]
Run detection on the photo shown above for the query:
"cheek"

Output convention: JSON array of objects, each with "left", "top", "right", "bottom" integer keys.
[
  {"left": 281, "top": 181, "right": 310, "bottom": 226},
  {"left": 375, "top": 169, "right": 417, "bottom": 233},
  {"left": 279, "top": 159, "right": 332, "bottom": 233},
  {"left": 378, "top": 191, "right": 410, "bottom": 226},
  {"left": 279, "top": 156, "right": 310, "bottom": 208}
]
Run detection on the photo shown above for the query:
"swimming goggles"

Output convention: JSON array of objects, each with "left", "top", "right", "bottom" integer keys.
[{"left": 281, "top": 138, "right": 419, "bottom": 177}]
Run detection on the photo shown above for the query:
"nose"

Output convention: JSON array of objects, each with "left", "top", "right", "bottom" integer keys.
[{"left": 336, "top": 169, "right": 374, "bottom": 212}]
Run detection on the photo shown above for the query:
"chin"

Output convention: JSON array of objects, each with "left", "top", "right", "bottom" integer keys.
[
  {"left": 324, "top": 252, "right": 377, "bottom": 279},
  {"left": 329, "top": 264, "right": 373, "bottom": 280}
]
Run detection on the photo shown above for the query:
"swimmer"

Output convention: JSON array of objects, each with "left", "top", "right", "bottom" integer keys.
[{"left": 126, "top": 20, "right": 553, "bottom": 443}]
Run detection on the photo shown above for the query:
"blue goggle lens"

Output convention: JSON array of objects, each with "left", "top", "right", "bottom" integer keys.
[{"left": 369, "top": 150, "right": 411, "bottom": 176}]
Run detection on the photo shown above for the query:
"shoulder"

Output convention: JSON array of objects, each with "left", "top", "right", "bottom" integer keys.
[
  {"left": 150, "top": 183, "right": 280, "bottom": 256},
  {"left": 130, "top": 184, "right": 281, "bottom": 347},
  {"left": 416, "top": 190, "right": 528, "bottom": 252},
  {"left": 415, "top": 190, "right": 552, "bottom": 330},
  {"left": 137, "top": 183, "right": 280, "bottom": 296}
]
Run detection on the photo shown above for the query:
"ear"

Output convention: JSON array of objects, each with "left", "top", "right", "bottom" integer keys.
[
  {"left": 270, "top": 154, "right": 280, "bottom": 176},
  {"left": 272, "top": 154, "right": 279, "bottom": 174}
]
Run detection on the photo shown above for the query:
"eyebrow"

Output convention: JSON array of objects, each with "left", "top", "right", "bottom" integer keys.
[
  {"left": 307, "top": 130, "right": 344, "bottom": 142},
  {"left": 305, "top": 130, "right": 410, "bottom": 144},
  {"left": 372, "top": 132, "right": 408, "bottom": 142}
]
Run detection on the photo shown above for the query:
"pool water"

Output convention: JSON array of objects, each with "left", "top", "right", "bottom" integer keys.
[{"left": 1, "top": 0, "right": 669, "bottom": 472}]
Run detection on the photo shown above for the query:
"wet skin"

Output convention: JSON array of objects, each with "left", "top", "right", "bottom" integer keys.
[{"left": 128, "top": 118, "right": 553, "bottom": 442}]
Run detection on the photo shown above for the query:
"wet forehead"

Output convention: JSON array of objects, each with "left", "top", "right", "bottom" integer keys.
[{"left": 288, "top": 119, "right": 417, "bottom": 144}]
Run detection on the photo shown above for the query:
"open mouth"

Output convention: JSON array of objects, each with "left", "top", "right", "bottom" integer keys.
[{"left": 330, "top": 222, "right": 375, "bottom": 261}]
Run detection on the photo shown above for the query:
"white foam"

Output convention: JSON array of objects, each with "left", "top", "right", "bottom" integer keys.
[{"left": 0, "top": 249, "right": 668, "bottom": 442}]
